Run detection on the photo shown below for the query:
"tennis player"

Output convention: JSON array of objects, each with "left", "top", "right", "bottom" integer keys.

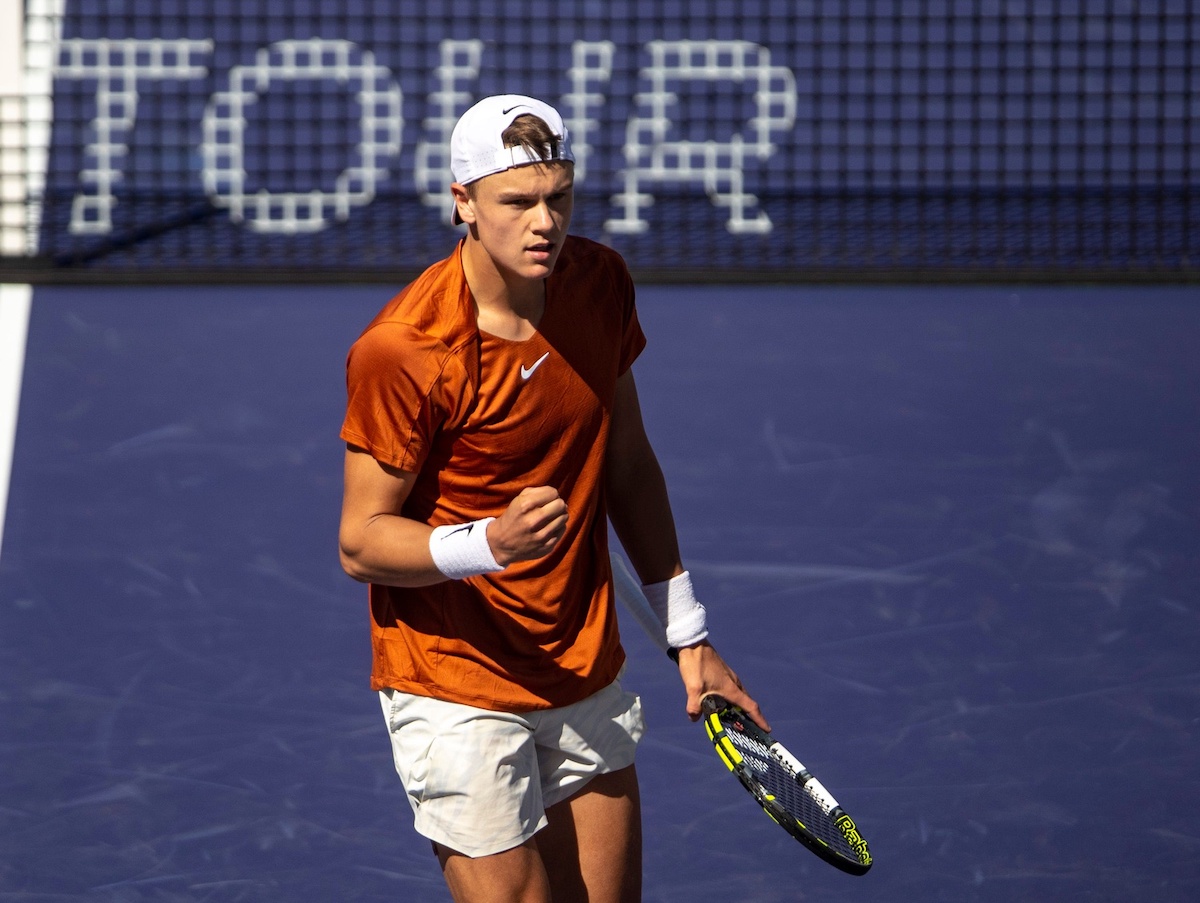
[{"left": 338, "top": 94, "right": 766, "bottom": 903}]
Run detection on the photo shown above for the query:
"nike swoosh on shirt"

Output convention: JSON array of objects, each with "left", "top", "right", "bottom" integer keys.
[{"left": 520, "top": 352, "right": 551, "bottom": 380}]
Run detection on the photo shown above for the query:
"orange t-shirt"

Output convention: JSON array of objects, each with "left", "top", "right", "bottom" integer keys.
[{"left": 341, "top": 236, "right": 646, "bottom": 711}]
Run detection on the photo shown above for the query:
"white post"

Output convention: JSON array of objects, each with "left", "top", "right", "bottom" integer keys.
[
  {"left": 0, "top": 0, "right": 62, "bottom": 560},
  {"left": 0, "top": 283, "right": 31, "bottom": 559}
]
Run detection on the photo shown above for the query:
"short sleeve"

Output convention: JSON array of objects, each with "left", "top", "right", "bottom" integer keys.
[
  {"left": 611, "top": 252, "right": 646, "bottom": 375},
  {"left": 340, "top": 322, "right": 471, "bottom": 472}
]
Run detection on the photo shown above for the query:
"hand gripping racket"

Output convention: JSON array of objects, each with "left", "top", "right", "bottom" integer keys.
[
  {"left": 701, "top": 694, "right": 872, "bottom": 875},
  {"left": 609, "top": 553, "right": 872, "bottom": 874}
]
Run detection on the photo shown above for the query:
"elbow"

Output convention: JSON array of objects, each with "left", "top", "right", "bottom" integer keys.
[
  {"left": 607, "top": 447, "right": 661, "bottom": 500},
  {"left": 339, "top": 550, "right": 369, "bottom": 583},
  {"left": 338, "top": 531, "right": 372, "bottom": 583},
  {"left": 604, "top": 449, "right": 640, "bottom": 500},
  {"left": 340, "top": 554, "right": 370, "bottom": 584}
]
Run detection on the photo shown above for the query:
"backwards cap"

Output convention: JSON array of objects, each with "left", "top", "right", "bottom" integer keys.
[{"left": 449, "top": 94, "right": 574, "bottom": 224}]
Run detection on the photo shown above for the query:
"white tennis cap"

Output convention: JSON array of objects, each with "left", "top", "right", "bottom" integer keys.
[{"left": 449, "top": 94, "right": 574, "bottom": 189}]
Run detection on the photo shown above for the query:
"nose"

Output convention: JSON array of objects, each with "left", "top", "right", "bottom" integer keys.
[{"left": 531, "top": 200, "right": 554, "bottom": 233}]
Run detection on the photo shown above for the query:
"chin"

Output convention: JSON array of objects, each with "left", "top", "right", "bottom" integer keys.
[{"left": 521, "top": 255, "right": 561, "bottom": 280}]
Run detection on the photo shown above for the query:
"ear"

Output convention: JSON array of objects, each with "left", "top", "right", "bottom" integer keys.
[{"left": 450, "top": 182, "right": 475, "bottom": 225}]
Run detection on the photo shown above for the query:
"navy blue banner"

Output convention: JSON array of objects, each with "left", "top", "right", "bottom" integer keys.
[{"left": 33, "top": 1, "right": 1198, "bottom": 275}]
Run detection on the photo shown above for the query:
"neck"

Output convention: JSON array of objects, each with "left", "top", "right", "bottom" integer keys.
[{"left": 460, "top": 238, "right": 546, "bottom": 340}]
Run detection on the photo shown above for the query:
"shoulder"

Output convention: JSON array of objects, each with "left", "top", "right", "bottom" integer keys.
[
  {"left": 348, "top": 242, "right": 480, "bottom": 386},
  {"left": 346, "top": 316, "right": 476, "bottom": 429},
  {"left": 552, "top": 235, "right": 635, "bottom": 298},
  {"left": 555, "top": 235, "right": 630, "bottom": 273},
  {"left": 348, "top": 318, "right": 451, "bottom": 372},
  {"left": 361, "top": 242, "right": 477, "bottom": 352}
]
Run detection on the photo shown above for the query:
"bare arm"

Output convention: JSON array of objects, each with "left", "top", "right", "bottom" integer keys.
[
  {"left": 605, "top": 370, "right": 770, "bottom": 731},
  {"left": 605, "top": 369, "right": 683, "bottom": 585},
  {"left": 339, "top": 445, "right": 568, "bottom": 587}
]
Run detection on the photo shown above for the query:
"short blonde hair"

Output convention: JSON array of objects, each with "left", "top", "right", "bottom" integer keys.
[
  {"left": 463, "top": 114, "right": 570, "bottom": 201},
  {"left": 501, "top": 114, "right": 566, "bottom": 162}
]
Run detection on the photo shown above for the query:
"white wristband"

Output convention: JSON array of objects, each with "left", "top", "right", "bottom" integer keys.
[
  {"left": 429, "top": 518, "right": 503, "bottom": 580},
  {"left": 642, "top": 570, "right": 709, "bottom": 651}
]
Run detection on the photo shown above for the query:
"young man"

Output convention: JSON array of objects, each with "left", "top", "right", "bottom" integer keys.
[{"left": 339, "top": 94, "right": 766, "bottom": 903}]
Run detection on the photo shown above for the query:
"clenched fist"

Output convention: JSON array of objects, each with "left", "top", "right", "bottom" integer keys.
[{"left": 486, "top": 486, "right": 568, "bottom": 565}]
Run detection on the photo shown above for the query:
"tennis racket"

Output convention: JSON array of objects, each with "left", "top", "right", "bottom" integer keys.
[
  {"left": 608, "top": 553, "right": 872, "bottom": 874},
  {"left": 701, "top": 693, "right": 873, "bottom": 875}
]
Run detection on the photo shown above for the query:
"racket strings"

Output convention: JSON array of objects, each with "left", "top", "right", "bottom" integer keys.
[{"left": 723, "top": 723, "right": 859, "bottom": 859}]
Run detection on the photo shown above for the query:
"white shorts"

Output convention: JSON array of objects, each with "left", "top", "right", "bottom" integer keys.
[{"left": 378, "top": 676, "right": 645, "bottom": 859}]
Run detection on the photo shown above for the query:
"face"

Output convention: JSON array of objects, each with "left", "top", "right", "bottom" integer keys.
[{"left": 454, "top": 162, "right": 574, "bottom": 281}]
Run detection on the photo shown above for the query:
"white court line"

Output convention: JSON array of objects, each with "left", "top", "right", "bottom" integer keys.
[{"left": 0, "top": 283, "right": 31, "bottom": 559}]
